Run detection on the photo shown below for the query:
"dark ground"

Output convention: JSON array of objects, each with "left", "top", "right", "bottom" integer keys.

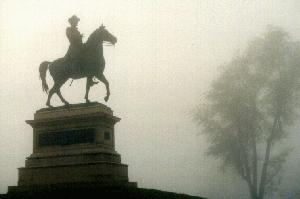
[{"left": 1, "top": 186, "right": 205, "bottom": 199}]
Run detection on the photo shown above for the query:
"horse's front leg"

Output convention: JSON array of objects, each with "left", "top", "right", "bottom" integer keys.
[
  {"left": 97, "top": 74, "right": 110, "bottom": 102},
  {"left": 85, "top": 77, "right": 93, "bottom": 103}
]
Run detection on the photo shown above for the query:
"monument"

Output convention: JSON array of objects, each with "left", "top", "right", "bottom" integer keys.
[
  {"left": 7, "top": 16, "right": 137, "bottom": 192},
  {"left": 5, "top": 16, "right": 204, "bottom": 199}
]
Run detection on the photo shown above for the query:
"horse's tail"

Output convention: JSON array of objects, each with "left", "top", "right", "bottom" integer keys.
[{"left": 39, "top": 61, "right": 51, "bottom": 93}]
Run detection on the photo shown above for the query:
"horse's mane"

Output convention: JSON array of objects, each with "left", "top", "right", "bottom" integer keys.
[{"left": 85, "top": 28, "right": 99, "bottom": 47}]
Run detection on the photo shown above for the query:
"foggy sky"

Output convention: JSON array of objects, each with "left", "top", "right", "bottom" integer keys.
[{"left": 0, "top": 1, "right": 299, "bottom": 198}]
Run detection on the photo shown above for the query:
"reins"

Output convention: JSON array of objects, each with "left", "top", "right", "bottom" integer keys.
[{"left": 103, "top": 41, "right": 114, "bottom": 46}]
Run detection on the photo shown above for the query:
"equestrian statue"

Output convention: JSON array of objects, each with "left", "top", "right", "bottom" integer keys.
[{"left": 39, "top": 15, "right": 117, "bottom": 107}]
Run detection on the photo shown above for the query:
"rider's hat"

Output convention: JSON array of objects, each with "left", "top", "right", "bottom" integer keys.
[{"left": 68, "top": 15, "right": 80, "bottom": 24}]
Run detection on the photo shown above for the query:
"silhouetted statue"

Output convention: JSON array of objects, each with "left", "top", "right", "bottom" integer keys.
[{"left": 39, "top": 17, "right": 117, "bottom": 107}]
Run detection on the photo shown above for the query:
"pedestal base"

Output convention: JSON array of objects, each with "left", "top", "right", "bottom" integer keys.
[{"left": 12, "top": 103, "right": 136, "bottom": 191}]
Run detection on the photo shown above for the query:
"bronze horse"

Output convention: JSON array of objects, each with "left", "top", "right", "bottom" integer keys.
[{"left": 39, "top": 25, "right": 117, "bottom": 107}]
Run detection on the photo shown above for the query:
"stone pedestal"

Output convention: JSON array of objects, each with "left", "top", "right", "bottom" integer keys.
[{"left": 11, "top": 102, "right": 136, "bottom": 191}]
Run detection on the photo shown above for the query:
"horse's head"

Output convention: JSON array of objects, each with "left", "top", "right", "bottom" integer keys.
[{"left": 97, "top": 24, "right": 117, "bottom": 45}]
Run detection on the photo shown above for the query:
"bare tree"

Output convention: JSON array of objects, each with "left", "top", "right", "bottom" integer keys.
[{"left": 194, "top": 27, "right": 300, "bottom": 199}]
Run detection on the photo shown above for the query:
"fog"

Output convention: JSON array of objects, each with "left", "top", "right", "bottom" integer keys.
[{"left": 0, "top": 1, "right": 299, "bottom": 198}]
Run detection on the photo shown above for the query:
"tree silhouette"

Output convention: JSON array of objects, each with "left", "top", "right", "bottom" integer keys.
[{"left": 194, "top": 27, "right": 300, "bottom": 199}]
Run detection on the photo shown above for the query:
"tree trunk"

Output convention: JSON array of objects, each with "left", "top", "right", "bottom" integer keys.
[
  {"left": 258, "top": 115, "right": 279, "bottom": 199},
  {"left": 250, "top": 134, "right": 258, "bottom": 199}
]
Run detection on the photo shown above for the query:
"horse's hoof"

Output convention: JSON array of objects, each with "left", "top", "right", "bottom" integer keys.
[
  {"left": 46, "top": 103, "right": 53, "bottom": 108},
  {"left": 64, "top": 102, "right": 70, "bottom": 106},
  {"left": 85, "top": 99, "right": 91, "bottom": 103},
  {"left": 104, "top": 96, "right": 109, "bottom": 102}
]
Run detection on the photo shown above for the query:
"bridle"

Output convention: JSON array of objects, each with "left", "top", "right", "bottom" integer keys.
[{"left": 103, "top": 41, "right": 114, "bottom": 46}]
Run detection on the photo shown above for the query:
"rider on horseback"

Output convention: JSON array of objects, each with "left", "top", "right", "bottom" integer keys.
[
  {"left": 39, "top": 18, "right": 117, "bottom": 107},
  {"left": 65, "top": 15, "right": 97, "bottom": 85}
]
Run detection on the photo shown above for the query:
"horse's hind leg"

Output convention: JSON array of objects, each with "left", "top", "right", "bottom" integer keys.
[
  {"left": 46, "top": 80, "right": 67, "bottom": 107},
  {"left": 57, "top": 89, "right": 69, "bottom": 105},
  {"left": 46, "top": 84, "right": 57, "bottom": 107},
  {"left": 97, "top": 74, "right": 110, "bottom": 102},
  {"left": 55, "top": 79, "right": 69, "bottom": 105}
]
